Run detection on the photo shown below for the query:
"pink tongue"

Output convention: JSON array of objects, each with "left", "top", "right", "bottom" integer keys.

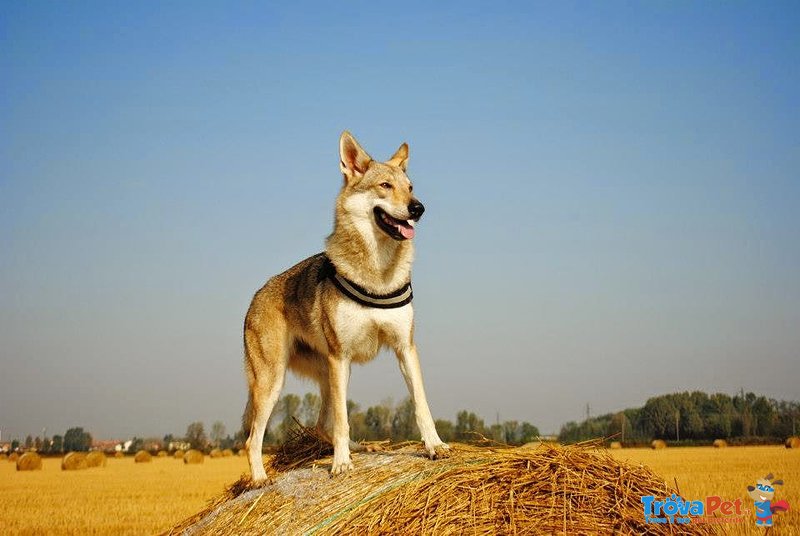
[{"left": 398, "top": 223, "right": 415, "bottom": 239}]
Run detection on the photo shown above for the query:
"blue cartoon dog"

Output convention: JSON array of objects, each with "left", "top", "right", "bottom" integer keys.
[{"left": 747, "top": 473, "right": 790, "bottom": 526}]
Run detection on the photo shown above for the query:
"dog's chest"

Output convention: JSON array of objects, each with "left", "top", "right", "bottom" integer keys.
[{"left": 333, "top": 300, "right": 413, "bottom": 362}]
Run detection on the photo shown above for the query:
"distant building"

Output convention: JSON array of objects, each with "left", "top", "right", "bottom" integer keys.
[
  {"left": 92, "top": 439, "right": 122, "bottom": 452},
  {"left": 0, "top": 442, "right": 11, "bottom": 453}
]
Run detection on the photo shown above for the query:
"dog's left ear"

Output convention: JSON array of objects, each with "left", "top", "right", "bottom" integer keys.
[{"left": 387, "top": 143, "right": 409, "bottom": 171}]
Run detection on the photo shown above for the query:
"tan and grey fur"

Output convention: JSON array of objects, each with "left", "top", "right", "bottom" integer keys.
[{"left": 244, "top": 131, "right": 448, "bottom": 480}]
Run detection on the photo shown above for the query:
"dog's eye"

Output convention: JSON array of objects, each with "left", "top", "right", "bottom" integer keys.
[
  {"left": 409, "top": 184, "right": 413, "bottom": 192},
  {"left": 380, "top": 182, "right": 393, "bottom": 189}
]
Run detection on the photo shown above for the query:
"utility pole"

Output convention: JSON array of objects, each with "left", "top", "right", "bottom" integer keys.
[
  {"left": 621, "top": 414, "right": 626, "bottom": 443},
  {"left": 675, "top": 410, "right": 680, "bottom": 441}
]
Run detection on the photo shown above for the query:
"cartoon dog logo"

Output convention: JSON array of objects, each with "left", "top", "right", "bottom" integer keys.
[{"left": 747, "top": 473, "right": 790, "bottom": 526}]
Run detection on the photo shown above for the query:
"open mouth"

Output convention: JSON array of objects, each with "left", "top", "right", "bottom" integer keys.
[{"left": 374, "top": 207, "right": 415, "bottom": 240}]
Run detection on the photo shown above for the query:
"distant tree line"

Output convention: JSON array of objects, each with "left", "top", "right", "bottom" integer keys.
[
  {"left": 247, "top": 393, "right": 540, "bottom": 448},
  {"left": 558, "top": 390, "right": 799, "bottom": 444}
]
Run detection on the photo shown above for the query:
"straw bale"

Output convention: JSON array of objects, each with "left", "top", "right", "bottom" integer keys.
[
  {"left": 86, "top": 451, "right": 107, "bottom": 467},
  {"left": 157, "top": 450, "right": 168, "bottom": 457},
  {"left": 712, "top": 439, "right": 728, "bottom": 449},
  {"left": 174, "top": 449, "right": 185, "bottom": 460},
  {"left": 62, "top": 452, "right": 88, "bottom": 470},
  {"left": 786, "top": 436, "right": 800, "bottom": 449},
  {"left": 166, "top": 427, "right": 714, "bottom": 536},
  {"left": 650, "top": 439, "right": 667, "bottom": 449},
  {"left": 134, "top": 450, "right": 153, "bottom": 463},
  {"left": 210, "top": 448, "right": 223, "bottom": 458},
  {"left": 16, "top": 452, "right": 42, "bottom": 471},
  {"left": 609, "top": 441, "right": 622, "bottom": 449},
  {"left": 237, "top": 449, "right": 246, "bottom": 457},
  {"left": 222, "top": 449, "right": 234, "bottom": 457},
  {"left": 184, "top": 449, "right": 204, "bottom": 464}
]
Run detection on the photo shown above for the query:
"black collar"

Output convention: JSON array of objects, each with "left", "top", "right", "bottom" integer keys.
[{"left": 323, "top": 256, "right": 413, "bottom": 309}]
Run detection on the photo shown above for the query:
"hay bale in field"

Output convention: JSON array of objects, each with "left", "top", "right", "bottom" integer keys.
[
  {"left": 157, "top": 450, "right": 168, "bottom": 457},
  {"left": 222, "top": 448, "right": 234, "bottom": 457},
  {"left": 651, "top": 439, "right": 667, "bottom": 449},
  {"left": 134, "top": 450, "right": 153, "bottom": 463},
  {"left": 9, "top": 452, "right": 20, "bottom": 462},
  {"left": 174, "top": 449, "right": 185, "bottom": 460},
  {"left": 237, "top": 448, "right": 246, "bottom": 457},
  {"left": 209, "top": 448, "right": 223, "bottom": 458},
  {"left": 786, "top": 436, "right": 800, "bottom": 449},
  {"left": 609, "top": 441, "right": 622, "bottom": 449},
  {"left": 712, "top": 439, "right": 728, "bottom": 448},
  {"left": 167, "top": 427, "right": 715, "bottom": 536},
  {"left": 62, "top": 452, "right": 89, "bottom": 470},
  {"left": 86, "top": 451, "right": 107, "bottom": 467},
  {"left": 114, "top": 451, "right": 124, "bottom": 458},
  {"left": 17, "top": 452, "right": 43, "bottom": 471},
  {"left": 183, "top": 449, "right": 204, "bottom": 464}
]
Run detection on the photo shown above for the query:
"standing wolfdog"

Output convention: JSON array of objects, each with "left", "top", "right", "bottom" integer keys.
[{"left": 244, "top": 131, "right": 449, "bottom": 480}]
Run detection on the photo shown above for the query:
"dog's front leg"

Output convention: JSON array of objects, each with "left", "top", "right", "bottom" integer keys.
[
  {"left": 396, "top": 344, "right": 450, "bottom": 458},
  {"left": 328, "top": 355, "right": 354, "bottom": 475}
]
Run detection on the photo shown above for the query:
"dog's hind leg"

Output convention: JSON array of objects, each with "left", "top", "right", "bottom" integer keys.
[{"left": 244, "top": 324, "right": 288, "bottom": 483}]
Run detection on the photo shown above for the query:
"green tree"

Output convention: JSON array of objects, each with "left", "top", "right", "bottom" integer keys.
[
  {"left": 391, "top": 398, "right": 418, "bottom": 440},
  {"left": 185, "top": 422, "right": 207, "bottom": 450},
  {"left": 455, "top": 411, "right": 485, "bottom": 441},
  {"left": 211, "top": 421, "right": 226, "bottom": 448},
  {"left": 435, "top": 419, "right": 454, "bottom": 442},
  {"left": 365, "top": 403, "right": 393, "bottom": 440},
  {"left": 276, "top": 394, "right": 302, "bottom": 442},
  {"left": 25, "top": 435, "right": 33, "bottom": 449},
  {"left": 518, "top": 422, "right": 539, "bottom": 444},
  {"left": 301, "top": 393, "right": 321, "bottom": 427},
  {"left": 64, "top": 427, "right": 92, "bottom": 452},
  {"left": 51, "top": 434, "right": 64, "bottom": 454}
]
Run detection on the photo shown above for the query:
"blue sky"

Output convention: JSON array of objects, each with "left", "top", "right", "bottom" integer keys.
[{"left": 2, "top": 2, "right": 798, "bottom": 441}]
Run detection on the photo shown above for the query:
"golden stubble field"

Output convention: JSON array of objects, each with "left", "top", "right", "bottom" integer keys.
[{"left": 1, "top": 446, "right": 797, "bottom": 535}]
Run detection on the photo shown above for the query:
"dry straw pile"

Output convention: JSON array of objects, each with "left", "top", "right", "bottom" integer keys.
[
  {"left": 16, "top": 452, "right": 42, "bottom": 471},
  {"left": 87, "top": 451, "right": 107, "bottom": 467},
  {"left": 62, "top": 452, "right": 89, "bottom": 471},
  {"left": 166, "top": 428, "right": 713, "bottom": 536},
  {"left": 786, "top": 436, "right": 800, "bottom": 449},
  {"left": 650, "top": 439, "right": 667, "bottom": 450},
  {"left": 135, "top": 450, "right": 153, "bottom": 463},
  {"left": 174, "top": 449, "right": 185, "bottom": 460},
  {"left": 712, "top": 439, "right": 728, "bottom": 449},
  {"left": 183, "top": 449, "right": 204, "bottom": 464},
  {"left": 609, "top": 441, "right": 622, "bottom": 449}
]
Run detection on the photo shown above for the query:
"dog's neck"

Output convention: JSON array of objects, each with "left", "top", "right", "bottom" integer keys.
[{"left": 325, "top": 212, "right": 414, "bottom": 295}]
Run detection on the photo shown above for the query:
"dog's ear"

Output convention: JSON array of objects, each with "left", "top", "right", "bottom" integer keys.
[
  {"left": 339, "top": 131, "right": 373, "bottom": 182},
  {"left": 387, "top": 142, "right": 409, "bottom": 171}
]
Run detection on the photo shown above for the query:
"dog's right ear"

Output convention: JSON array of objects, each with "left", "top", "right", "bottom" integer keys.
[{"left": 339, "top": 131, "right": 373, "bottom": 182}]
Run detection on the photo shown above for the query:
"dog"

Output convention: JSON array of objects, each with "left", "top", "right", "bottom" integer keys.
[{"left": 243, "top": 131, "right": 449, "bottom": 480}]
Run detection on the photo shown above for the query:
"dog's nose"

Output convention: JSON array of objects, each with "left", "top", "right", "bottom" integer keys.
[{"left": 408, "top": 200, "right": 425, "bottom": 220}]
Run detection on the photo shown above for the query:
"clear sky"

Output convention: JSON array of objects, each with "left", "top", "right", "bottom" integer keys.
[{"left": 2, "top": 2, "right": 798, "bottom": 442}]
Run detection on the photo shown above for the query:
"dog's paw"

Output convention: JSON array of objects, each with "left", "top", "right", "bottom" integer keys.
[
  {"left": 426, "top": 442, "right": 451, "bottom": 459},
  {"left": 330, "top": 459, "right": 354, "bottom": 476}
]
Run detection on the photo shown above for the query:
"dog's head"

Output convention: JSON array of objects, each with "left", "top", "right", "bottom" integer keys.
[{"left": 337, "top": 131, "right": 424, "bottom": 241}]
